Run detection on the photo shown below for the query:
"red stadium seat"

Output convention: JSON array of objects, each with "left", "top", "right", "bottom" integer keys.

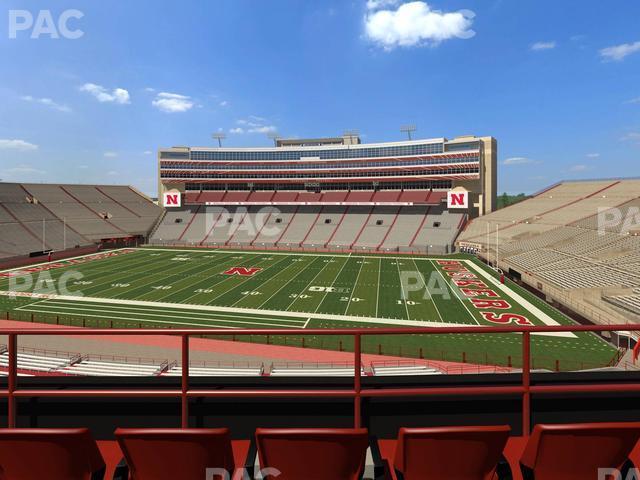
[
  {"left": 0, "top": 428, "right": 105, "bottom": 480},
  {"left": 255, "top": 428, "right": 370, "bottom": 480},
  {"left": 392, "top": 425, "right": 511, "bottom": 480},
  {"left": 114, "top": 428, "right": 235, "bottom": 480},
  {"left": 519, "top": 422, "right": 640, "bottom": 479}
]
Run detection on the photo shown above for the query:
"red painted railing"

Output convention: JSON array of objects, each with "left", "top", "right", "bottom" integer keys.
[{"left": 1, "top": 324, "right": 639, "bottom": 435}]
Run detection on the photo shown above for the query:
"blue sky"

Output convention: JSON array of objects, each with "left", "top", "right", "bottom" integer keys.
[{"left": 0, "top": 0, "right": 639, "bottom": 196}]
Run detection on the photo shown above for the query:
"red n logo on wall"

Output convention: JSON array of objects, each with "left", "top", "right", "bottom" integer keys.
[
  {"left": 163, "top": 191, "right": 182, "bottom": 208},
  {"left": 223, "top": 267, "right": 262, "bottom": 276},
  {"left": 450, "top": 194, "right": 465, "bottom": 206},
  {"left": 447, "top": 190, "right": 469, "bottom": 209}
]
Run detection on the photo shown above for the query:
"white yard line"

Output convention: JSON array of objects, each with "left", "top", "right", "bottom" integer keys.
[
  {"left": 0, "top": 290, "right": 470, "bottom": 329},
  {"left": 21, "top": 299, "right": 305, "bottom": 324},
  {"left": 139, "top": 247, "right": 455, "bottom": 263},
  {"left": 205, "top": 255, "right": 291, "bottom": 305},
  {"left": 256, "top": 256, "right": 319, "bottom": 309},
  {"left": 16, "top": 303, "right": 303, "bottom": 329},
  {"left": 463, "top": 260, "right": 568, "bottom": 329},
  {"left": 394, "top": 259, "right": 411, "bottom": 321},
  {"left": 428, "top": 259, "right": 480, "bottom": 326},
  {"left": 375, "top": 257, "right": 381, "bottom": 318},
  {"left": 411, "top": 259, "right": 443, "bottom": 323},
  {"left": 313, "top": 254, "right": 352, "bottom": 314},
  {"left": 344, "top": 259, "right": 365, "bottom": 316},
  {"left": 284, "top": 256, "right": 337, "bottom": 310}
]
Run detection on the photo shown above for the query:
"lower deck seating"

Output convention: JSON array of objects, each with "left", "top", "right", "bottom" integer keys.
[
  {"left": 165, "top": 363, "right": 264, "bottom": 377},
  {"left": 457, "top": 179, "right": 640, "bottom": 327},
  {"left": 269, "top": 365, "right": 367, "bottom": 377},
  {"left": 0, "top": 182, "right": 161, "bottom": 259},
  {"left": 150, "top": 194, "right": 463, "bottom": 253}
]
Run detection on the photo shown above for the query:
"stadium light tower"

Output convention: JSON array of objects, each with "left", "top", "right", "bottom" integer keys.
[
  {"left": 267, "top": 132, "right": 281, "bottom": 147},
  {"left": 212, "top": 132, "right": 226, "bottom": 147},
  {"left": 400, "top": 124, "right": 417, "bottom": 140}
]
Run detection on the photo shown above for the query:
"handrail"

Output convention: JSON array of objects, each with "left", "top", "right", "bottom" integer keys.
[{"left": 1, "top": 323, "right": 640, "bottom": 434}]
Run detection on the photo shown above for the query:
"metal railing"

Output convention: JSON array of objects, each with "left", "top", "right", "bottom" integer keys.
[{"left": 1, "top": 324, "right": 640, "bottom": 435}]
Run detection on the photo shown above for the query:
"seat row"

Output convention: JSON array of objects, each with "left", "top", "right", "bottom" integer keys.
[{"left": 1, "top": 422, "right": 639, "bottom": 479}]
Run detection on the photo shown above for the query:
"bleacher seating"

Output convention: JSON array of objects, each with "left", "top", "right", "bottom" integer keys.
[
  {"left": 150, "top": 189, "right": 463, "bottom": 253},
  {"left": 59, "top": 358, "right": 162, "bottom": 377},
  {"left": 0, "top": 182, "right": 161, "bottom": 259},
  {"left": 457, "top": 178, "right": 640, "bottom": 326},
  {"left": 165, "top": 363, "right": 264, "bottom": 377},
  {"left": 0, "top": 349, "right": 72, "bottom": 373},
  {"left": 270, "top": 364, "right": 366, "bottom": 377},
  {"left": 371, "top": 363, "right": 442, "bottom": 376}
]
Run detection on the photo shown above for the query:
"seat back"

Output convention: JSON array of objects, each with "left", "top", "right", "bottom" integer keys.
[
  {"left": 255, "top": 428, "right": 369, "bottom": 480},
  {"left": 114, "top": 428, "right": 235, "bottom": 480},
  {"left": 520, "top": 422, "right": 640, "bottom": 480},
  {"left": 0, "top": 428, "right": 104, "bottom": 480},
  {"left": 393, "top": 425, "right": 511, "bottom": 480}
]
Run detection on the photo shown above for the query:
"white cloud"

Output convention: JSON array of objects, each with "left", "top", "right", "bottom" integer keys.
[
  {"left": 80, "top": 83, "right": 130, "bottom": 104},
  {"left": 503, "top": 157, "right": 534, "bottom": 165},
  {"left": 0, "top": 139, "right": 38, "bottom": 151},
  {"left": 104, "top": 151, "right": 118, "bottom": 158},
  {"left": 152, "top": 92, "right": 194, "bottom": 113},
  {"left": 621, "top": 132, "right": 640, "bottom": 143},
  {"left": 364, "top": 1, "right": 475, "bottom": 50},
  {"left": 599, "top": 41, "right": 640, "bottom": 62},
  {"left": 107, "top": 170, "right": 119, "bottom": 176},
  {"left": 143, "top": 150, "right": 153, "bottom": 155},
  {"left": 530, "top": 41, "right": 556, "bottom": 51},
  {"left": 20, "top": 95, "right": 71, "bottom": 113},
  {"left": 249, "top": 125, "right": 278, "bottom": 134},
  {"left": 5, "top": 164, "right": 46, "bottom": 175},
  {"left": 78, "top": 165, "right": 89, "bottom": 169},
  {"left": 586, "top": 153, "right": 600, "bottom": 158},
  {"left": 569, "top": 164, "right": 592, "bottom": 172},
  {"left": 219, "top": 100, "right": 229, "bottom": 107},
  {"left": 625, "top": 97, "right": 640, "bottom": 104},
  {"left": 233, "top": 117, "right": 278, "bottom": 134}
]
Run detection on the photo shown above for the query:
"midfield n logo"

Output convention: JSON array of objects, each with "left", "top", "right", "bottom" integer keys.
[{"left": 223, "top": 267, "right": 262, "bottom": 276}]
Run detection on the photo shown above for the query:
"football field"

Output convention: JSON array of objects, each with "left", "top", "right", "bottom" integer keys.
[{"left": 0, "top": 247, "right": 619, "bottom": 370}]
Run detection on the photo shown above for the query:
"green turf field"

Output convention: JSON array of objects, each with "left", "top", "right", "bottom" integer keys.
[{"left": 0, "top": 247, "right": 620, "bottom": 370}]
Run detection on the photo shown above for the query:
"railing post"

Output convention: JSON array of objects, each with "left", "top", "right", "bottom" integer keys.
[
  {"left": 354, "top": 334, "right": 362, "bottom": 429},
  {"left": 181, "top": 335, "right": 189, "bottom": 428},
  {"left": 522, "top": 331, "right": 531, "bottom": 437},
  {"left": 8, "top": 334, "right": 17, "bottom": 428}
]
